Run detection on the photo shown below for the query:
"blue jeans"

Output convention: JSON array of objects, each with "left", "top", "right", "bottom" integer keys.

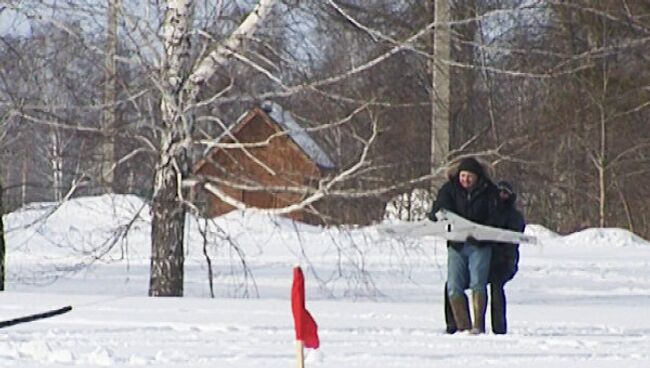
[{"left": 447, "top": 243, "right": 492, "bottom": 297}]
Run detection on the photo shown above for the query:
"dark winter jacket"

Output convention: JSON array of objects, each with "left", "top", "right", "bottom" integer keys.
[
  {"left": 487, "top": 186, "right": 525, "bottom": 284},
  {"left": 428, "top": 164, "right": 498, "bottom": 250}
]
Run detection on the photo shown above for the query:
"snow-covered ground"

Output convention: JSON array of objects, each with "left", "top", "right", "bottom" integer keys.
[{"left": 1, "top": 194, "right": 649, "bottom": 367}]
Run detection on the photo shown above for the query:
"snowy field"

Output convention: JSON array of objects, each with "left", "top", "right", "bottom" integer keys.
[{"left": 1, "top": 194, "right": 649, "bottom": 367}]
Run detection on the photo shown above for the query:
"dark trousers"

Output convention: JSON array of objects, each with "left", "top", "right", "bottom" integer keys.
[
  {"left": 444, "top": 281, "right": 508, "bottom": 334},
  {"left": 489, "top": 282, "right": 507, "bottom": 334}
]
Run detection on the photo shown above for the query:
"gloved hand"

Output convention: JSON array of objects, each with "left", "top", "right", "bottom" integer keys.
[
  {"left": 466, "top": 235, "right": 479, "bottom": 244},
  {"left": 427, "top": 212, "right": 438, "bottom": 222},
  {"left": 427, "top": 201, "right": 439, "bottom": 222}
]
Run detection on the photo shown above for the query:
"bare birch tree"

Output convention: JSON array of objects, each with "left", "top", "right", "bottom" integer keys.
[
  {"left": 3, "top": 0, "right": 650, "bottom": 297},
  {"left": 100, "top": 0, "right": 119, "bottom": 193},
  {"left": 431, "top": 0, "right": 450, "bottom": 187},
  {"left": 0, "top": 178, "right": 4, "bottom": 291},
  {"left": 148, "top": 0, "right": 279, "bottom": 296}
]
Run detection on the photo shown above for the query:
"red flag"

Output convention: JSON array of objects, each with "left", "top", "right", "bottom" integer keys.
[{"left": 291, "top": 266, "right": 319, "bottom": 349}]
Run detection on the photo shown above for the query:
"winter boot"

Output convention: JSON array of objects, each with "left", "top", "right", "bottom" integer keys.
[
  {"left": 444, "top": 283, "right": 457, "bottom": 334},
  {"left": 470, "top": 291, "right": 487, "bottom": 334},
  {"left": 449, "top": 294, "right": 471, "bottom": 332},
  {"left": 490, "top": 283, "right": 507, "bottom": 334}
]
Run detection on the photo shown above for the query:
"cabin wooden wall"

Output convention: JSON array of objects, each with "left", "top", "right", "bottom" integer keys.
[{"left": 195, "top": 113, "right": 323, "bottom": 224}]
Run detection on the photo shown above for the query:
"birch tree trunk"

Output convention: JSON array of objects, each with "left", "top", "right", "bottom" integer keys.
[
  {"left": 100, "top": 0, "right": 119, "bottom": 193},
  {"left": 21, "top": 145, "right": 29, "bottom": 207},
  {"left": 149, "top": 0, "right": 193, "bottom": 297},
  {"left": 149, "top": 0, "right": 275, "bottom": 296},
  {"left": 0, "top": 178, "right": 5, "bottom": 291},
  {"left": 50, "top": 129, "right": 63, "bottom": 202},
  {"left": 431, "top": 0, "right": 450, "bottom": 184},
  {"left": 598, "top": 81, "right": 608, "bottom": 228}
]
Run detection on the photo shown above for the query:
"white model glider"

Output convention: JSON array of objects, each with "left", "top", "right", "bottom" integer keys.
[{"left": 378, "top": 209, "right": 537, "bottom": 245}]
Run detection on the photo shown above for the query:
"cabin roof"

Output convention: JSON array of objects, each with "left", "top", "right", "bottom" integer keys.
[
  {"left": 196, "top": 101, "right": 336, "bottom": 173},
  {"left": 259, "top": 101, "right": 335, "bottom": 170}
]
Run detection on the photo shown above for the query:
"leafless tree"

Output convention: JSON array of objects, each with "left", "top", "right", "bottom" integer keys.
[{"left": 2, "top": 0, "right": 650, "bottom": 297}]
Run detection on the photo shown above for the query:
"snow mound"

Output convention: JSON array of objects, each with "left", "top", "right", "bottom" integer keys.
[
  {"left": 209, "top": 208, "right": 323, "bottom": 234},
  {"left": 4, "top": 194, "right": 151, "bottom": 260},
  {"left": 5, "top": 194, "right": 649, "bottom": 266},
  {"left": 561, "top": 227, "right": 650, "bottom": 248},
  {"left": 524, "top": 224, "right": 559, "bottom": 239}
]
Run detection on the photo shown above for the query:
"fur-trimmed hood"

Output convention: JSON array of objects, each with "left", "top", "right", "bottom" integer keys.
[{"left": 445, "top": 157, "right": 495, "bottom": 182}]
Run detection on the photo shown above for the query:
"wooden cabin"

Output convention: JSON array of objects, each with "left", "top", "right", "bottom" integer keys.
[{"left": 193, "top": 102, "right": 336, "bottom": 225}]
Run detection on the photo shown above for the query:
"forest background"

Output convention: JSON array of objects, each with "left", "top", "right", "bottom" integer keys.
[{"left": 1, "top": 0, "right": 649, "bottom": 295}]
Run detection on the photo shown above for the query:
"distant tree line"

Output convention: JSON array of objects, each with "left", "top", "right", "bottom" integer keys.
[
  {"left": 1, "top": 1, "right": 649, "bottom": 294},
  {"left": 1, "top": 1, "right": 649, "bottom": 234}
]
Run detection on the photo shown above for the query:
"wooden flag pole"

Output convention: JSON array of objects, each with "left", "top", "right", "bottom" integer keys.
[{"left": 295, "top": 340, "right": 305, "bottom": 368}]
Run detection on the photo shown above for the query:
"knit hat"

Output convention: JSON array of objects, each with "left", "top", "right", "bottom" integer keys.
[
  {"left": 497, "top": 180, "right": 514, "bottom": 195},
  {"left": 457, "top": 157, "right": 484, "bottom": 177}
]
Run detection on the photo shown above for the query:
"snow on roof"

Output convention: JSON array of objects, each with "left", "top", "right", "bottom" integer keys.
[
  {"left": 261, "top": 101, "right": 335, "bottom": 170},
  {"left": 206, "top": 102, "right": 336, "bottom": 170}
]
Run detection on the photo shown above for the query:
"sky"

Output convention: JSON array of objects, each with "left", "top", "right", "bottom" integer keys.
[
  {"left": 0, "top": 7, "right": 31, "bottom": 37},
  {"left": 1, "top": 193, "right": 649, "bottom": 367}
]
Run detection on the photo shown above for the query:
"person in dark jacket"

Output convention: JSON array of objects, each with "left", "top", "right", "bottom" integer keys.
[
  {"left": 487, "top": 180, "right": 525, "bottom": 334},
  {"left": 442, "top": 180, "right": 526, "bottom": 334},
  {"left": 429, "top": 157, "right": 497, "bottom": 334}
]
